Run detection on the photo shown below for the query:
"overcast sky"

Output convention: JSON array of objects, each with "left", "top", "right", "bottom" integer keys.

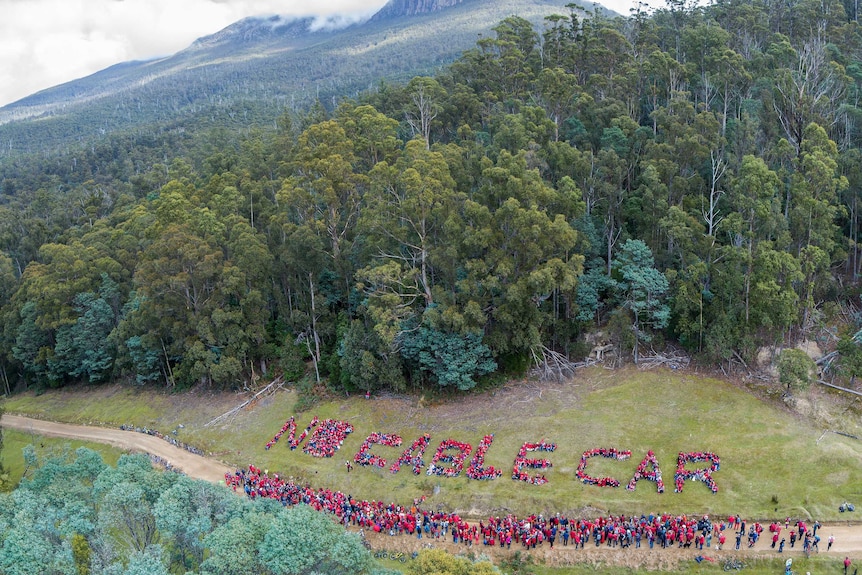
[{"left": 0, "top": 0, "right": 640, "bottom": 108}]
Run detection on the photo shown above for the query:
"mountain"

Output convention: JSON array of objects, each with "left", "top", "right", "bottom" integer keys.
[
  {"left": 371, "top": 0, "right": 467, "bottom": 20},
  {"left": 0, "top": 0, "right": 601, "bottom": 157}
]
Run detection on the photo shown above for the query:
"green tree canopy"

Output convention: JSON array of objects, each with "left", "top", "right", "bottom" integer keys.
[{"left": 612, "top": 239, "right": 670, "bottom": 363}]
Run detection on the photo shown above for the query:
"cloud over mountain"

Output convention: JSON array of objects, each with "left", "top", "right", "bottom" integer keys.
[{"left": 0, "top": 0, "right": 387, "bottom": 107}]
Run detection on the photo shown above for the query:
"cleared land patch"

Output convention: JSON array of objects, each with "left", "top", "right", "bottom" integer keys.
[{"left": 4, "top": 367, "right": 861, "bottom": 522}]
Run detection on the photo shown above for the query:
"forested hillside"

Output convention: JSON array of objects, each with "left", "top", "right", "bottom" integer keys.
[{"left": 1, "top": 0, "right": 862, "bottom": 394}]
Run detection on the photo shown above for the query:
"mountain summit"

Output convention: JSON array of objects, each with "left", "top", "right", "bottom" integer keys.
[{"left": 371, "top": 0, "right": 467, "bottom": 21}]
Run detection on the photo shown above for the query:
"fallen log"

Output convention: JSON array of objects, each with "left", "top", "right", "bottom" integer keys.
[
  {"left": 815, "top": 351, "right": 839, "bottom": 366},
  {"left": 530, "top": 346, "right": 594, "bottom": 382},
  {"left": 205, "top": 376, "right": 285, "bottom": 427},
  {"left": 815, "top": 379, "right": 862, "bottom": 398}
]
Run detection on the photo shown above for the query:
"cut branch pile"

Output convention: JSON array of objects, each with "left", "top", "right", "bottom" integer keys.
[
  {"left": 204, "top": 376, "right": 285, "bottom": 428},
  {"left": 815, "top": 350, "right": 839, "bottom": 377},
  {"left": 530, "top": 346, "right": 595, "bottom": 382},
  {"left": 637, "top": 347, "right": 691, "bottom": 370}
]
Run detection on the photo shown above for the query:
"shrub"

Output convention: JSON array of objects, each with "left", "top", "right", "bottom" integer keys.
[{"left": 777, "top": 348, "right": 815, "bottom": 391}]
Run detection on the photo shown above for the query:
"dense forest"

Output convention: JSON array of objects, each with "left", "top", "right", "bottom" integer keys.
[{"left": 2, "top": 0, "right": 862, "bottom": 395}]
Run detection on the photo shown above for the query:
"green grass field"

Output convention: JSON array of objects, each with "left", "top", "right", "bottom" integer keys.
[{"left": 4, "top": 367, "right": 861, "bottom": 524}]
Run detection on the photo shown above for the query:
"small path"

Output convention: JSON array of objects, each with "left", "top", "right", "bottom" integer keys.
[
  {"left": 363, "top": 526, "right": 862, "bottom": 571},
  {"left": 1, "top": 414, "right": 231, "bottom": 483},
  {"left": 3, "top": 414, "right": 861, "bottom": 567}
]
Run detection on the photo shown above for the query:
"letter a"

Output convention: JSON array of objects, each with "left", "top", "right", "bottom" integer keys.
[
  {"left": 626, "top": 450, "right": 665, "bottom": 493},
  {"left": 390, "top": 434, "right": 431, "bottom": 475}
]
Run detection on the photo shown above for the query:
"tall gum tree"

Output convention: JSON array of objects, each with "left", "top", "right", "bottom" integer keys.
[
  {"left": 612, "top": 239, "right": 670, "bottom": 364},
  {"left": 459, "top": 150, "right": 583, "bottom": 358},
  {"left": 358, "top": 138, "right": 458, "bottom": 346},
  {"left": 276, "top": 119, "right": 365, "bottom": 379},
  {"left": 789, "top": 123, "right": 848, "bottom": 333}
]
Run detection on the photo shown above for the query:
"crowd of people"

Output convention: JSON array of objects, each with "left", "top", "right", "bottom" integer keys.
[
  {"left": 264, "top": 415, "right": 313, "bottom": 450},
  {"left": 149, "top": 453, "right": 185, "bottom": 475},
  {"left": 119, "top": 424, "right": 204, "bottom": 456},
  {"left": 465, "top": 435, "right": 502, "bottom": 480},
  {"left": 264, "top": 416, "right": 354, "bottom": 457},
  {"left": 427, "top": 439, "right": 472, "bottom": 477},
  {"left": 626, "top": 450, "right": 664, "bottom": 492},
  {"left": 674, "top": 452, "right": 720, "bottom": 494},
  {"left": 576, "top": 448, "right": 632, "bottom": 487},
  {"left": 354, "top": 432, "right": 403, "bottom": 468},
  {"left": 389, "top": 434, "right": 432, "bottom": 475},
  {"left": 224, "top": 464, "right": 830, "bottom": 557},
  {"left": 511, "top": 441, "right": 556, "bottom": 485},
  {"left": 261, "top": 418, "right": 720, "bottom": 494}
]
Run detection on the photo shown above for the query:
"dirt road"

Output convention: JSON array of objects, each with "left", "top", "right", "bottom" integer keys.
[
  {"left": 1, "top": 413, "right": 231, "bottom": 483},
  {"left": 3, "top": 413, "right": 860, "bottom": 567}
]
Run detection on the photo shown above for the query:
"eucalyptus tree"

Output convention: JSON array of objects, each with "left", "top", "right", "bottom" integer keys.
[
  {"left": 93, "top": 454, "right": 178, "bottom": 554},
  {"left": 788, "top": 123, "right": 848, "bottom": 332},
  {"left": 459, "top": 149, "right": 583, "bottom": 359},
  {"left": 200, "top": 512, "right": 270, "bottom": 575},
  {"left": 611, "top": 239, "right": 670, "bottom": 363},
  {"left": 724, "top": 155, "right": 787, "bottom": 324},
  {"left": 275, "top": 118, "right": 368, "bottom": 381},
  {"left": 357, "top": 138, "right": 459, "bottom": 346},
  {"left": 153, "top": 476, "right": 242, "bottom": 572},
  {"left": 258, "top": 504, "right": 373, "bottom": 575},
  {"left": 771, "top": 38, "right": 849, "bottom": 155}
]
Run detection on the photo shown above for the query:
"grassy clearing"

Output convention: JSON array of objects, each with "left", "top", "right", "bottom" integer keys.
[
  {"left": 2, "top": 429, "right": 125, "bottom": 486},
  {"left": 4, "top": 367, "right": 862, "bottom": 522},
  {"left": 2, "top": 384, "right": 240, "bottom": 454}
]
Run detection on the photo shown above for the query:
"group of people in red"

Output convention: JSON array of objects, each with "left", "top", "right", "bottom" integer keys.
[
  {"left": 226, "top": 464, "right": 812, "bottom": 556},
  {"left": 465, "top": 434, "right": 503, "bottom": 480},
  {"left": 674, "top": 451, "right": 720, "bottom": 494},
  {"left": 389, "top": 434, "right": 432, "bottom": 475},
  {"left": 576, "top": 448, "right": 632, "bottom": 487},
  {"left": 353, "top": 432, "right": 403, "bottom": 468},
  {"left": 264, "top": 416, "right": 354, "bottom": 458},
  {"left": 511, "top": 441, "right": 555, "bottom": 485},
  {"left": 428, "top": 439, "right": 473, "bottom": 477},
  {"left": 626, "top": 450, "right": 665, "bottom": 492},
  {"left": 262, "top": 416, "right": 720, "bottom": 496},
  {"left": 225, "top": 465, "right": 476, "bottom": 541},
  {"left": 264, "top": 416, "right": 313, "bottom": 450}
]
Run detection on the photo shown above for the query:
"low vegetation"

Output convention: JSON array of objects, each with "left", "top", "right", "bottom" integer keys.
[
  {"left": 3, "top": 367, "right": 862, "bottom": 574},
  {"left": 2, "top": 429, "right": 124, "bottom": 486}
]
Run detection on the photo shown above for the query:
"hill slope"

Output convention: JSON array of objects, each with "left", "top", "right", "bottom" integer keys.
[
  {"left": 4, "top": 368, "right": 861, "bottom": 521},
  {"left": 0, "top": 0, "right": 589, "bottom": 156}
]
